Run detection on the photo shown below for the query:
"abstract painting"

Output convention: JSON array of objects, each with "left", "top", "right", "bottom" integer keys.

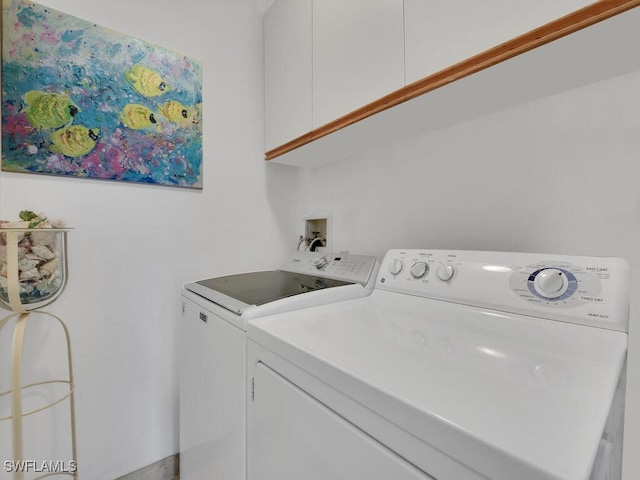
[{"left": 1, "top": 0, "right": 203, "bottom": 188}]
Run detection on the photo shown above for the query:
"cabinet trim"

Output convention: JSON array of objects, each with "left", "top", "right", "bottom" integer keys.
[{"left": 265, "top": 0, "right": 640, "bottom": 161}]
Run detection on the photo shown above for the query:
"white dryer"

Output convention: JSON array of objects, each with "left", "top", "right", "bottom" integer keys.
[
  {"left": 179, "top": 251, "right": 378, "bottom": 480},
  {"left": 247, "top": 249, "right": 630, "bottom": 480}
]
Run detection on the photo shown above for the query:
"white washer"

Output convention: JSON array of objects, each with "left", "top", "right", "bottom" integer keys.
[
  {"left": 247, "top": 249, "right": 630, "bottom": 480},
  {"left": 179, "top": 251, "right": 379, "bottom": 480}
]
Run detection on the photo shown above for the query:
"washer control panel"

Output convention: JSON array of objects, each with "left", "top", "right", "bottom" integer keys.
[
  {"left": 281, "top": 251, "right": 378, "bottom": 286},
  {"left": 377, "top": 249, "right": 630, "bottom": 332}
]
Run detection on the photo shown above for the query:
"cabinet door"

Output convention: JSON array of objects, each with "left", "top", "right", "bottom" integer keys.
[
  {"left": 264, "top": 0, "right": 313, "bottom": 151},
  {"left": 312, "top": 0, "right": 404, "bottom": 128},
  {"left": 404, "top": 0, "right": 593, "bottom": 84}
]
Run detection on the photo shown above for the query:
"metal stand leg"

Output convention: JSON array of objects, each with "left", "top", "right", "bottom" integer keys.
[
  {"left": 1, "top": 311, "right": 78, "bottom": 479},
  {"left": 11, "top": 313, "right": 28, "bottom": 480}
]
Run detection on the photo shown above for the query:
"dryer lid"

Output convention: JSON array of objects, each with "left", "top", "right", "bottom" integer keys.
[{"left": 248, "top": 289, "right": 628, "bottom": 480}]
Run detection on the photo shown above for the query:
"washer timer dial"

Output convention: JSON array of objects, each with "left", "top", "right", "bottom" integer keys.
[{"left": 313, "top": 255, "right": 329, "bottom": 269}]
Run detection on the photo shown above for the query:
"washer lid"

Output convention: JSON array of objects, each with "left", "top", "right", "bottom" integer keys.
[
  {"left": 248, "top": 289, "right": 628, "bottom": 480},
  {"left": 185, "top": 270, "right": 351, "bottom": 314}
]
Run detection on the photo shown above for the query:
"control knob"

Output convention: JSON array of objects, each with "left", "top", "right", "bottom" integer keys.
[
  {"left": 388, "top": 258, "right": 404, "bottom": 276},
  {"left": 437, "top": 263, "right": 455, "bottom": 281},
  {"left": 533, "top": 268, "right": 567, "bottom": 298},
  {"left": 410, "top": 262, "right": 429, "bottom": 279},
  {"left": 313, "top": 255, "right": 328, "bottom": 269}
]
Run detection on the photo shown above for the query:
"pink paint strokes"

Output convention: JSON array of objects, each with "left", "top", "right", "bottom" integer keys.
[{"left": 38, "top": 25, "right": 59, "bottom": 44}]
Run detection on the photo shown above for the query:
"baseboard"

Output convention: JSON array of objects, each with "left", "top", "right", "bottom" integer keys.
[{"left": 114, "top": 453, "right": 179, "bottom": 480}]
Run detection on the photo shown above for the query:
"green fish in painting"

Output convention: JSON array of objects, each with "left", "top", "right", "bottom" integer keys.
[
  {"left": 120, "top": 104, "right": 157, "bottom": 130},
  {"left": 157, "top": 100, "right": 197, "bottom": 127},
  {"left": 50, "top": 125, "right": 99, "bottom": 158},
  {"left": 125, "top": 65, "right": 170, "bottom": 97},
  {"left": 22, "top": 91, "right": 80, "bottom": 129}
]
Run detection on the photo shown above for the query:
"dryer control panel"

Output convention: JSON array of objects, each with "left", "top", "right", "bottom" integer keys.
[
  {"left": 509, "top": 261, "right": 605, "bottom": 306},
  {"left": 377, "top": 249, "right": 630, "bottom": 332}
]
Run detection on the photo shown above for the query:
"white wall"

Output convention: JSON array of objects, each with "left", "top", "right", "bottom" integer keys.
[
  {"left": 3, "top": 1, "right": 638, "bottom": 479},
  {"left": 0, "top": 0, "right": 299, "bottom": 478},
  {"left": 298, "top": 70, "right": 640, "bottom": 479}
]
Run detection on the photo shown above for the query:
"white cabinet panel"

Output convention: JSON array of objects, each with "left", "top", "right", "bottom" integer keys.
[
  {"left": 404, "top": 0, "right": 593, "bottom": 84},
  {"left": 312, "top": 0, "right": 404, "bottom": 128},
  {"left": 264, "top": 0, "right": 312, "bottom": 151},
  {"left": 270, "top": 6, "right": 640, "bottom": 168},
  {"left": 249, "top": 362, "right": 433, "bottom": 480}
]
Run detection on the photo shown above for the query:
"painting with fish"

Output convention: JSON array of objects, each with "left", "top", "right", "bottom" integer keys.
[{"left": 1, "top": 0, "right": 203, "bottom": 188}]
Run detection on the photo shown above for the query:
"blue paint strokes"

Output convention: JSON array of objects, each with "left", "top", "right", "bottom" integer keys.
[
  {"left": 2, "top": 0, "right": 203, "bottom": 188},
  {"left": 16, "top": 3, "right": 44, "bottom": 28},
  {"left": 107, "top": 43, "right": 122, "bottom": 58},
  {"left": 60, "top": 29, "right": 84, "bottom": 42},
  {"left": 130, "top": 50, "right": 145, "bottom": 64}
]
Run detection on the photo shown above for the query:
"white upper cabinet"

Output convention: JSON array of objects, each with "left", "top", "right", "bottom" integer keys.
[
  {"left": 312, "top": 0, "right": 405, "bottom": 128},
  {"left": 264, "top": 0, "right": 312, "bottom": 151},
  {"left": 404, "top": 0, "right": 593, "bottom": 84},
  {"left": 264, "top": 0, "right": 638, "bottom": 166}
]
